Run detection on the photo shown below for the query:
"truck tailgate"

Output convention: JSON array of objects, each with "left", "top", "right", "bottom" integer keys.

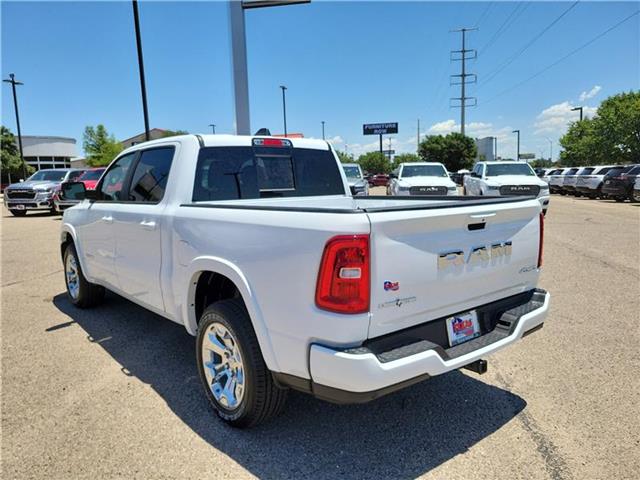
[{"left": 366, "top": 199, "right": 542, "bottom": 338}]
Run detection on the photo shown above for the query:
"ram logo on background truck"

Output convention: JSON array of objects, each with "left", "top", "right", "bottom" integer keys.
[{"left": 60, "top": 134, "right": 550, "bottom": 428}]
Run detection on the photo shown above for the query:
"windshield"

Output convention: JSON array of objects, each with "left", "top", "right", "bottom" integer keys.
[
  {"left": 485, "top": 163, "right": 535, "bottom": 177},
  {"left": 343, "top": 166, "right": 362, "bottom": 179},
  {"left": 80, "top": 169, "right": 105, "bottom": 181},
  {"left": 27, "top": 170, "right": 68, "bottom": 182},
  {"left": 401, "top": 165, "right": 447, "bottom": 178}
]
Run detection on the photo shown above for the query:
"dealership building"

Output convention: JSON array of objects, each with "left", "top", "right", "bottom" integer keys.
[{"left": 21, "top": 135, "right": 78, "bottom": 170}]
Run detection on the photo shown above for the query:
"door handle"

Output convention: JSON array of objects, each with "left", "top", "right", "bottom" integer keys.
[
  {"left": 140, "top": 220, "right": 157, "bottom": 230},
  {"left": 101, "top": 215, "right": 113, "bottom": 224}
]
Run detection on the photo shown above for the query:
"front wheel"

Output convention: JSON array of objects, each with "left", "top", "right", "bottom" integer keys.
[
  {"left": 196, "top": 299, "right": 288, "bottom": 428},
  {"left": 64, "top": 244, "right": 105, "bottom": 308}
]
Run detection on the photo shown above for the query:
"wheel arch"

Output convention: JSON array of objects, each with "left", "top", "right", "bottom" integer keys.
[
  {"left": 183, "top": 256, "right": 280, "bottom": 372},
  {"left": 60, "top": 224, "right": 91, "bottom": 278}
]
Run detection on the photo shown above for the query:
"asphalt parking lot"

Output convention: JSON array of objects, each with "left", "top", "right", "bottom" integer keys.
[{"left": 2, "top": 194, "right": 639, "bottom": 479}]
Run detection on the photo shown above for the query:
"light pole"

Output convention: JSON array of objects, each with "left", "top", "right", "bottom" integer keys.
[
  {"left": 512, "top": 129, "right": 520, "bottom": 161},
  {"left": 132, "top": 0, "right": 150, "bottom": 141},
  {"left": 209, "top": 124, "right": 216, "bottom": 134},
  {"left": 571, "top": 106, "right": 583, "bottom": 122},
  {"left": 321, "top": 121, "right": 325, "bottom": 140},
  {"left": 229, "top": 1, "right": 310, "bottom": 135},
  {"left": 279, "top": 85, "right": 287, "bottom": 137},
  {"left": 3, "top": 73, "right": 27, "bottom": 179},
  {"left": 544, "top": 137, "right": 553, "bottom": 161}
]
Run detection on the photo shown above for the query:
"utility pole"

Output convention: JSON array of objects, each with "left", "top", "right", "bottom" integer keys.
[
  {"left": 571, "top": 106, "right": 583, "bottom": 122},
  {"left": 450, "top": 28, "right": 477, "bottom": 136},
  {"left": 513, "top": 129, "right": 520, "bottom": 161},
  {"left": 379, "top": 134, "right": 383, "bottom": 156},
  {"left": 321, "top": 120, "right": 325, "bottom": 140},
  {"left": 417, "top": 118, "right": 420, "bottom": 151},
  {"left": 3, "top": 73, "right": 27, "bottom": 179},
  {"left": 209, "top": 124, "right": 216, "bottom": 134},
  {"left": 388, "top": 137, "right": 392, "bottom": 161},
  {"left": 494, "top": 136, "right": 498, "bottom": 160},
  {"left": 132, "top": 0, "right": 150, "bottom": 141},
  {"left": 279, "top": 85, "right": 287, "bottom": 137}
]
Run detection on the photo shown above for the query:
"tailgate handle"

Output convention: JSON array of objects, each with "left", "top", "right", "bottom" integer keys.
[{"left": 468, "top": 222, "right": 486, "bottom": 231}]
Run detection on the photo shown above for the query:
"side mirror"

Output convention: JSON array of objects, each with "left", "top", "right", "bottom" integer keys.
[
  {"left": 389, "top": 173, "right": 397, "bottom": 179},
  {"left": 61, "top": 181, "right": 89, "bottom": 201}
]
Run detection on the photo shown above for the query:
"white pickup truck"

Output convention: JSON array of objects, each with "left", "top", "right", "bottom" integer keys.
[
  {"left": 464, "top": 161, "right": 550, "bottom": 214},
  {"left": 60, "top": 134, "right": 550, "bottom": 427}
]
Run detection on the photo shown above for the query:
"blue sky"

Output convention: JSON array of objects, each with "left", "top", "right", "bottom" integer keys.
[{"left": 2, "top": 1, "right": 639, "bottom": 159}]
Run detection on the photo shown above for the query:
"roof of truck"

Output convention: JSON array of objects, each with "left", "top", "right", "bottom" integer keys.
[{"left": 120, "top": 134, "right": 331, "bottom": 152}]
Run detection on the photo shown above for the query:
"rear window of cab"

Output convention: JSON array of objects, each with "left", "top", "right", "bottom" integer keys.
[{"left": 192, "top": 146, "right": 345, "bottom": 201}]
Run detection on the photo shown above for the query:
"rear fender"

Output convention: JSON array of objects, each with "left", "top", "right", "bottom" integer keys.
[{"left": 182, "top": 256, "right": 279, "bottom": 372}]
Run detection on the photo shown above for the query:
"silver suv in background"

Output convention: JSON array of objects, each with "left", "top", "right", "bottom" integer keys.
[
  {"left": 3, "top": 168, "right": 86, "bottom": 216},
  {"left": 575, "top": 165, "right": 615, "bottom": 199},
  {"left": 548, "top": 168, "right": 570, "bottom": 194},
  {"left": 341, "top": 163, "right": 369, "bottom": 196},
  {"left": 561, "top": 167, "right": 584, "bottom": 196}
]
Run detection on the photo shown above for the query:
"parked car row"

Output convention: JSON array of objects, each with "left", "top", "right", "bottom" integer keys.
[
  {"left": 3, "top": 167, "right": 106, "bottom": 216},
  {"left": 542, "top": 164, "right": 640, "bottom": 202}
]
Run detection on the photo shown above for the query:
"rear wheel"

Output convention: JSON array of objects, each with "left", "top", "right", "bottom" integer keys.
[
  {"left": 196, "top": 299, "right": 288, "bottom": 428},
  {"left": 9, "top": 209, "right": 26, "bottom": 217},
  {"left": 64, "top": 243, "right": 105, "bottom": 308}
]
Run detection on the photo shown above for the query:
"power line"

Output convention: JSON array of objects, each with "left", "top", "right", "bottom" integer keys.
[
  {"left": 474, "top": 2, "right": 494, "bottom": 28},
  {"left": 479, "top": 2, "right": 530, "bottom": 55},
  {"left": 482, "top": 9, "right": 640, "bottom": 105},
  {"left": 480, "top": 1, "right": 580, "bottom": 88}
]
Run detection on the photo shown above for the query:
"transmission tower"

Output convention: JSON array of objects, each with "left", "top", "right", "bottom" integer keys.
[{"left": 450, "top": 28, "right": 477, "bottom": 136}]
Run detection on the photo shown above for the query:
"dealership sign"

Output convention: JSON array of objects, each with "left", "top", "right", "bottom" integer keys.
[{"left": 363, "top": 123, "right": 398, "bottom": 135}]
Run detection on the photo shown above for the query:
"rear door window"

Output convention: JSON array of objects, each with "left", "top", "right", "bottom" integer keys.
[
  {"left": 128, "top": 147, "right": 175, "bottom": 202},
  {"left": 192, "top": 146, "right": 344, "bottom": 201},
  {"left": 628, "top": 166, "right": 640, "bottom": 175},
  {"left": 580, "top": 168, "right": 595, "bottom": 175}
]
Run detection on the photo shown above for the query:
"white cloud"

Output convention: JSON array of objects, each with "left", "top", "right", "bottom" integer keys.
[
  {"left": 579, "top": 85, "right": 602, "bottom": 102},
  {"left": 534, "top": 101, "right": 597, "bottom": 135},
  {"left": 428, "top": 119, "right": 457, "bottom": 135}
]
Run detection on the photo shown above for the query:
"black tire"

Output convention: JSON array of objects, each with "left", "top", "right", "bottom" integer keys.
[
  {"left": 63, "top": 243, "right": 105, "bottom": 308},
  {"left": 9, "top": 209, "right": 27, "bottom": 217},
  {"left": 615, "top": 197, "right": 625, "bottom": 203},
  {"left": 196, "top": 299, "right": 288, "bottom": 428}
]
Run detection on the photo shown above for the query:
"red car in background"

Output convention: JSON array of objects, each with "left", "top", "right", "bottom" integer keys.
[
  {"left": 78, "top": 167, "right": 106, "bottom": 190},
  {"left": 368, "top": 174, "right": 390, "bottom": 187}
]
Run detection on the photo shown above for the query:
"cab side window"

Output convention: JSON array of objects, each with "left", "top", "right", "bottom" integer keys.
[
  {"left": 99, "top": 153, "right": 136, "bottom": 201},
  {"left": 128, "top": 147, "right": 175, "bottom": 202}
]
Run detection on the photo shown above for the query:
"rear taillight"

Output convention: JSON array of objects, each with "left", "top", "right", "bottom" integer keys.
[
  {"left": 315, "top": 235, "right": 370, "bottom": 314},
  {"left": 538, "top": 212, "right": 544, "bottom": 268}
]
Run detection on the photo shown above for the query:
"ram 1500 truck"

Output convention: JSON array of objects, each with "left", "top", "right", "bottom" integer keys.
[{"left": 60, "top": 134, "right": 550, "bottom": 428}]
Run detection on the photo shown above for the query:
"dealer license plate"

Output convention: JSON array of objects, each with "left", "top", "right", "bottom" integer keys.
[
  {"left": 16, "top": 204, "right": 25, "bottom": 210},
  {"left": 445, "top": 310, "right": 480, "bottom": 347}
]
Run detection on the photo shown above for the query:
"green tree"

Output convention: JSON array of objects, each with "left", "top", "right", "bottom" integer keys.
[
  {"left": 357, "top": 151, "right": 391, "bottom": 174},
  {"left": 336, "top": 150, "right": 355, "bottom": 164},
  {"left": 83, "top": 125, "right": 124, "bottom": 167},
  {"left": 559, "top": 91, "right": 640, "bottom": 166},
  {"left": 530, "top": 158, "right": 555, "bottom": 168},
  {"left": 161, "top": 129, "right": 189, "bottom": 138},
  {"left": 418, "top": 132, "right": 477, "bottom": 171},
  {"left": 558, "top": 118, "right": 598, "bottom": 166},
  {"left": 392, "top": 153, "right": 420, "bottom": 169},
  {"left": 1, "top": 126, "right": 33, "bottom": 182}
]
